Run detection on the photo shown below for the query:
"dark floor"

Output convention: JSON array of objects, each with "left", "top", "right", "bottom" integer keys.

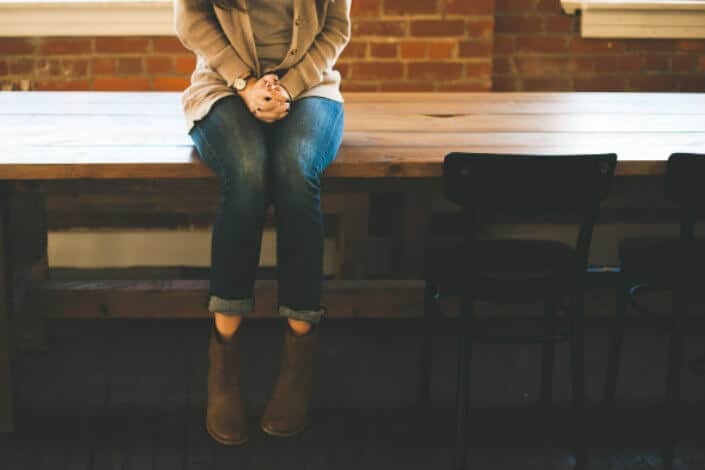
[{"left": 1, "top": 317, "right": 703, "bottom": 469}]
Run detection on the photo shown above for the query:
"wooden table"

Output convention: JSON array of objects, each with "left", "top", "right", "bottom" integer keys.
[{"left": 1, "top": 91, "right": 704, "bottom": 433}]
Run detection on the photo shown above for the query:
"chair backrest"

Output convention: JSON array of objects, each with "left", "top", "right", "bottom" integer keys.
[
  {"left": 442, "top": 152, "right": 618, "bottom": 272},
  {"left": 443, "top": 153, "right": 617, "bottom": 212},
  {"left": 665, "top": 153, "right": 705, "bottom": 209}
]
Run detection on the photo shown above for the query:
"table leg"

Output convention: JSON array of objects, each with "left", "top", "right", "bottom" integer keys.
[
  {"left": 7, "top": 182, "right": 49, "bottom": 352},
  {"left": 336, "top": 192, "right": 370, "bottom": 279},
  {"left": 0, "top": 182, "right": 16, "bottom": 432}
]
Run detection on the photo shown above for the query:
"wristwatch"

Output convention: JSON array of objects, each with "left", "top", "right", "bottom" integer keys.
[{"left": 233, "top": 72, "right": 252, "bottom": 92}]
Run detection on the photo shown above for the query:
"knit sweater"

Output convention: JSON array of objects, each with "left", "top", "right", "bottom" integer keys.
[{"left": 173, "top": 0, "right": 351, "bottom": 134}]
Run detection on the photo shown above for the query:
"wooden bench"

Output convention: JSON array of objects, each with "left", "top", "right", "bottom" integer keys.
[{"left": 2, "top": 91, "right": 704, "bottom": 433}]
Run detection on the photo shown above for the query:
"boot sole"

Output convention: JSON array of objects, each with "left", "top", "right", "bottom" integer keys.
[
  {"left": 206, "top": 420, "right": 249, "bottom": 446},
  {"left": 260, "top": 419, "right": 309, "bottom": 438}
]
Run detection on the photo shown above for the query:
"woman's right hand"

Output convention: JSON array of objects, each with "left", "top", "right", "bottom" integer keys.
[{"left": 237, "top": 73, "right": 290, "bottom": 124}]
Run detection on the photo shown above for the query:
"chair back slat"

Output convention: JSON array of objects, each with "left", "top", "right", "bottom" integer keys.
[
  {"left": 665, "top": 153, "right": 705, "bottom": 208},
  {"left": 443, "top": 153, "right": 617, "bottom": 212}
]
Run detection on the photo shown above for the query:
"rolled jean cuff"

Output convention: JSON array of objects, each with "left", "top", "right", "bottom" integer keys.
[
  {"left": 278, "top": 304, "right": 327, "bottom": 324},
  {"left": 208, "top": 295, "right": 254, "bottom": 315}
]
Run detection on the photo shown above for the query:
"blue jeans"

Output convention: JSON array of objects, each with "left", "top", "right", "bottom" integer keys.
[{"left": 188, "top": 94, "right": 345, "bottom": 324}]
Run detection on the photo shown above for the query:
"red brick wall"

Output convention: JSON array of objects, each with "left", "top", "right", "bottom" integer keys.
[
  {"left": 493, "top": 0, "right": 705, "bottom": 91},
  {"left": 0, "top": 0, "right": 495, "bottom": 92}
]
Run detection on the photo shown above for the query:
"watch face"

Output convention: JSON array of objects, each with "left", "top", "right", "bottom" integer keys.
[{"left": 234, "top": 78, "right": 246, "bottom": 90}]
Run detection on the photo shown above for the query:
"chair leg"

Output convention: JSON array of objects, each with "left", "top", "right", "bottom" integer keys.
[
  {"left": 418, "top": 280, "right": 439, "bottom": 407},
  {"left": 569, "top": 291, "right": 588, "bottom": 470},
  {"left": 540, "top": 300, "right": 558, "bottom": 406},
  {"left": 0, "top": 184, "right": 15, "bottom": 433},
  {"left": 453, "top": 291, "right": 473, "bottom": 470},
  {"left": 603, "top": 283, "right": 628, "bottom": 406},
  {"left": 662, "top": 287, "right": 686, "bottom": 470}
]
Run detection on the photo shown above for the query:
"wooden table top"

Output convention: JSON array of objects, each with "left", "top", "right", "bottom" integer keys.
[{"left": 1, "top": 91, "right": 704, "bottom": 180}]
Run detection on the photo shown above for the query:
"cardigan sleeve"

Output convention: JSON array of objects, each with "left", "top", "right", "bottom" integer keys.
[
  {"left": 279, "top": 0, "right": 352, "bottom": 101},
  {"left": 173, "top": 0, "right": 252, "bottom": 88}
]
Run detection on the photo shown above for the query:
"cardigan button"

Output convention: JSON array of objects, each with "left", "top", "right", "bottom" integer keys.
[
  {"left": 290, "top": 48, "right": 298, "bottom": 55},
  {"left": 295, "top": 17, "right": 303, "bottom": 26}
]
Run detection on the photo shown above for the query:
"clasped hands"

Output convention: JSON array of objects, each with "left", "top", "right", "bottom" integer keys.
[{"left": 237, "top": 73, "right": 292, "bottom": 124}]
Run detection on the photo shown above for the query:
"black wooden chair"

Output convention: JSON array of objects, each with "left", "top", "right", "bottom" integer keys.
[
  {"left": 603, "top": 153, "right": 705, "bottom": 470},
  {"left": 418, "top": 152, "right": 617, "bottom": 470}
]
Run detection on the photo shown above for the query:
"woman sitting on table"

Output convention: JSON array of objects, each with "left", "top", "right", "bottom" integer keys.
[{"left": 174, "top": 0, "right": 350, "bottom": 445}]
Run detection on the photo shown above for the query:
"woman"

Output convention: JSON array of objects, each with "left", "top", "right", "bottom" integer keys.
[{"left": 173, "top": 0, "right": 351, "bottom": 445}]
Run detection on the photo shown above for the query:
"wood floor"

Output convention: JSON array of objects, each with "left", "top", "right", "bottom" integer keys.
[{"left": 1, "top": 317, "right": 703, "bottom": 469}]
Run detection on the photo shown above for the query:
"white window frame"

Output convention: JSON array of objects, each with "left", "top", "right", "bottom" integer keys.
[
  {"left": 561, "top": 0, "right": 705, "bottom": 38},
  {"left": 0, "top": 0, "right": 175, "bottom": 36}
]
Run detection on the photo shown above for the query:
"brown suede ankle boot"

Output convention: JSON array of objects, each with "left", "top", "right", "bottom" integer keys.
[
  {"left": 206, "top": 323, "right": 248, "bottom": 445},
  {"left": 260, "top": 322, "right": 318, "bottom": 437}
]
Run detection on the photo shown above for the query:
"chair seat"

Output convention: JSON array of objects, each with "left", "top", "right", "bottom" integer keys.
[
  {"left": 619, "top": 236, "right": 705, "bottom": 279},
  {"left": 425, "top": 237, "right": 576, "bottom": 300}
]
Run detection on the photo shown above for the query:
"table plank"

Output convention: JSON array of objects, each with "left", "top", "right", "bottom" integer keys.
[{"left": 0, "top": 91, "right": 703, "bottom": 179}]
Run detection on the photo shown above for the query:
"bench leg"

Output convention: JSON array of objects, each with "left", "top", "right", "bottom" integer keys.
[
  {"left": 0, "top": 183, "right": 16, "bottom": 432},
  {"left": 7, "top": 182, "right": 49, "bottom": 352}
]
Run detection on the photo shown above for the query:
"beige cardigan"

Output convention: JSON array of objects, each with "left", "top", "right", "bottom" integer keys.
[{"left": 173, "top": 0, "right": 351, "bottom": 133}]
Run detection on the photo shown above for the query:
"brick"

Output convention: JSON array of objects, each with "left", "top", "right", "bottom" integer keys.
[
  {"left": 153, "top": 37, "right": 187, "bottom": 53},
  {"left": 95, "top": 37, "right": 149, "bottom": 54},
  {"left": 0, "top": 61, "right": 7, "bottom": 76},
  {"left": 154, "top": 76, "right": 190, "bottom": 91},
  {"left": 459, "top": 40, "right": 492, "bottom": 58},
  {"left": 380, "top": 81, "right": 434, "bottom": 91},
  {"left": 438, "top": 80, "right": 491, "bottom": 91},
  {"left": 536, "top": 0, "right": 561, "bottom": 12},
  {"left": 94, "top": 77, "right": 151, "bottom": 91},
  {"left": 698, "top": 56, "right": 705, "bottom": 72},
  {"left": 117, "top": 58, "right": 143, "bottom": 74},
  {"left": 492, "top": 76, "right": 518, "bottom": 91},
  {"left": 400, "top": 41, "right": 428, "bottom": 59},
  {"left": 335, "top": 62, "right": 350, "bottom": 78},
  {"left": 0, "top": 38, "right": 35, "bottom": 55},
  {"left": 370, "top": 42, "right": 398, "bottom": 58},
  {"left": 618, "top": 54, "right": 642, "bottom": 73},
  {"left": 680, "top": 76, "right": 705, "bottom": 91},
  {"left": 428, "top": 42, "right": 455, "bottom": 59},
  {"left": 495, "top": 0, "right": 536, "bottom": 13},
  {"left": 671, "top": 55, "right": 698, "bottom": 73},
  {"left": 629, "top": 75, "right": 678, "bottom": 91},
  {"left": 146, "top": 57, "right": 173, "bottom": 74},
  {"left": 677, "top": 40, "right": 705, "bottom": 52},
  {"left": 466, "top": 20, "right": 494, "bottom": 39},
  {"left": 494, "top": 37, "right": 515, "bottom": 55},
  {"left": 446, "top": 0, "right": 493, "bottom": 15},
  {"left": 643, "top": 54, "right": 669, "bottom": 71},
  {"left": 410, "top": 20, "right": 465, "bottom": 37},
  {"left": 353, "top": 62, "right": 404, "bottom": 79},
  {"left": 574, "top": 77, "right": 627, "bottom": 91},
  {"left": 92, "top": 58, "right": 117, "bottom": 74},
  {"left": 624, "top": 39, "right": 677, "bottom": 52},
  {"left": 515, "top": 57, "right": 576, "bottom": 75},
  {"left": 34, "top": 80, "right": 90, "bottom": 91},
  {"left": 350, "top": 0, "right": 381, "bottom": 17},
  {"left": 9, "top": 58, "right": 34, "bottom": 75},
  {"left": 408, "top": 61, "right": 463, "bottom": 80},
  {"left": 352, "top": 20, "right": 406, "bottom": 36},
  {"left": 495, "top": 16, "right": 543, "bottom": 34},
  {"left": 384, "top": 0, "right": 436, "bottom": 14},
  {"left": 62, "top": 59, "right": 89, "bottom": 77},
  {"left": 40, "top": 38, "right": 92, "bottom": 55},
  {"left": 593, "top": 56, "right": 617, "bottom": 73},
  {"left": 339, "top": 82, "right": 378, "bottom": 92},
  {"left": 465, "top": 61, "right": 493, "bottom": 76},
  {"left": 523, "top": 78, "right": 572, "bottom": 91},
  {"left": 570, "top": 38, "right": 624, "bottom": 54},
  {"left": 516, "top": 36, "right": 568, "bottom": 54},
  {"left": 544, "top": 15, "right": 574, "bottom": 33},
  {"left": 174, "top": 55, "right": 197, "bottom": 73},
  {"left": 493, "top": 57, "right": 514, "bottom": 74},
  {"left": 340, "top": 41, "right": 367, "bottom": 59}
]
